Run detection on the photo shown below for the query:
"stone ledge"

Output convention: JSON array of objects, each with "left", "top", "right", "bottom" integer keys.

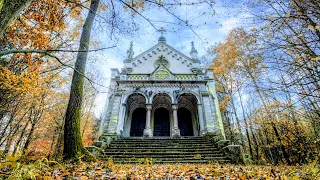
[
  {"left": 85, "top": 146, "right": 103, "bottom": 156},
  {"left": 217, "top": 140, "right": 230, "bottom": 149},
  {"left": 221, "top": 145, "right": 244, "bottom": 164}
]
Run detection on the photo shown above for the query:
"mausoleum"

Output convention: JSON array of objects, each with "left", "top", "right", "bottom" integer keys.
[{"left": 101, "top": 33, "right": 225, "bottom": 139}]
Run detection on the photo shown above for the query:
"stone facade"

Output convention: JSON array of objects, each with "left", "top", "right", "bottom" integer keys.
[{"left": 100, "top": 35, "right": 225, "bottom": 139}]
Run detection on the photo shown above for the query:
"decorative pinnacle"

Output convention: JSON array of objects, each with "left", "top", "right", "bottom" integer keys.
[
  {"left": 158, "top": 27, "right": 166, "bottom": 43},
  {"left": 125, "top": 41, "right": 134, "bottom": 61},
  {"left": 190, "top": 41, "right": 198, "bottom": 60}
]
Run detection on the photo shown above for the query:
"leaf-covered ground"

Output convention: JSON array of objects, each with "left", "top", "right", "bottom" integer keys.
[{"left": 1, "top": 159, "right": 319, "bottom": 179}]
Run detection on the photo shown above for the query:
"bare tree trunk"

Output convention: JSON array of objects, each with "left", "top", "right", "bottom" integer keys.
[
  {"left": 245, "top": 66, "right": 291, "bottom": 164},
  {"left": 247, "top": 114, "right": 260, "bottom": 160},
  {"left": 238, "top": 90, "right": 253, "bottom": 160},
  {"left": 0, "top": 0, "right": 33, "bottom": 39},
  {"left": 53, "top": 121, "right": 64, "bottom": 160},
  {"left": 22, "top": 121, "right": 36, "bottom": 154},
  {"left": 63, "top": 0, "right": 99, "bottom": 161},
  {"left": 231, "top": 97, "right": 247, "bottom": 153},
  {"left": 12, "top": 120, "right": 30, "bottom": 155}
]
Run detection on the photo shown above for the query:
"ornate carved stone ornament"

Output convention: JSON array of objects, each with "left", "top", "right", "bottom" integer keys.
[
  {"left": 154, "top": 55, "right": 169, "bottom": 68},
  {"left": 155, "top": 69, "right": 169, "bottom": 79},
  {"left": 145, "top": 90, "right": 153, "bottom": 103},
  {"left": 173, "top": 89, "right": 180, "bottom": 103}
]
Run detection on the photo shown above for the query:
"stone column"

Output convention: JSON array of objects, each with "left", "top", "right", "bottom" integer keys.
[
  {"left": 197, "top": 103, "right": 206, "bottom": 135},
  {"left": 143, "top": 104, "right": 153, "bottom": 137},
  {"left": 116, "top": 103, "right": 126, "bottom": 136},
  {"left": 171, "top": 104, "right": 180, "bottom": 137}
]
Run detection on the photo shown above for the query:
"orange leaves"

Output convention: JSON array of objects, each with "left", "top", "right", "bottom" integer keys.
[
  {"left": 219, "top": 95, "right": 231, "bottom": 112},
  {"left": 1, "top": 158, "right": 319, "bottom": 179},
  {"left": 5, "top": 0, "right": 83, "bottom": 52},
  {"left": 123, "top": 0, "right": 145, "bottom": 14}
]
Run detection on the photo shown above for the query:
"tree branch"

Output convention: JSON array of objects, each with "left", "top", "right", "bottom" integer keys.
[{"left": 0, "top": 46, "right": 115, "bottom": 57}]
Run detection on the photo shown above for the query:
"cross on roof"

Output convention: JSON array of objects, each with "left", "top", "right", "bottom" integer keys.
[{"left": 158, "top": 27, "right": 166, "bottom": 36}]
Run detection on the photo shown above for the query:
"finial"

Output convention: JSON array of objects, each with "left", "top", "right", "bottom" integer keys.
[
  {"left": 125, "top": 41, "right": 134, "bottom": 62},
  {"left": 158, "top": 27, "right": 166, "bottom": 43},
  {"left": 190, "top": 41, "right": 198, "bottom": 60}
]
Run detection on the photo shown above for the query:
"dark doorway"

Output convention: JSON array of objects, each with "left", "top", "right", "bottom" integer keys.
[
  {"left": 154, "top": 108, "right": 170, "bottom": 136},
  {"left": 130, "top": 108, "right": 146, "bottom": 137},
  {"left": 178, "top": 108, "right": 194, "bottom": 136}
]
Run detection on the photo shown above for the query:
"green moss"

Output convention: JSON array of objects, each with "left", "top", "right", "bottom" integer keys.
[{"left": 0, "top": 0, "right": 3, "bottom": 11}]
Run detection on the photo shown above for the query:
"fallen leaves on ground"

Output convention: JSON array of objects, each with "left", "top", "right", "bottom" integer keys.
[{"left": 0, "top": 159, "right": 319, "bottom": 179}]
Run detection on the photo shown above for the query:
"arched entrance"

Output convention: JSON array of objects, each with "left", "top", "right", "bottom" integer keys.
[
  {"left": 130, "top": 108, "right": 146, "bottom": 136},
  {"left": 154, "top": 108, "right": 170, "bottom": 136},
  {"left": 177, "top": 93, "right": 199, "bottom": 136},
  {"left": 178, "top": 107, "right": 194, "bottom": 136},
  {"left": 123, "top": 93, "right": 146, "bottom": 137}
]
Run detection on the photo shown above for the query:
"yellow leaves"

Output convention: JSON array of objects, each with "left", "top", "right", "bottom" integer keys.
[
  {"left": 268, "top": 17, "right": 274, "bottom": 21},
  {"left": 265, "top": 24, "right": 271, "bottom": 28},
  {"left": 308, "top": 25, "right": 314, "bottom": 29},
  {"left": 268, "top": 35, "right": 272, "bottom": 39},
  {"left": 71, "top": 6, "right": 82, "bottom": 18},
  {"left": 285, "top": 13, "right": 290, "bottom": 18},
  {"left": 1, "top": 159, "right": 318, "bottom": 179},
  {"left": 297, "top": 55, "right": 306, "bottom": 63},
  {"left": 311, "top": 57, "right": 320, "bottom": 61}
]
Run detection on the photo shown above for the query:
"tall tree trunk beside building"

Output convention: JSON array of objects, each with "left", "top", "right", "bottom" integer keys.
[
  {"left": 63, "top": 0, "right": 99, "bottom": 161},
  {"left": 238, "top": 90, "right": 253, "bottom": 160},
  {"left": 231, "top": 97, "right": 247, "bottom": 154},
  {"left": 0, "top": 0, "right": 33, "bottom": 39}
]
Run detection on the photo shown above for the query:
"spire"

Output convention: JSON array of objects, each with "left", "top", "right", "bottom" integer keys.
[
  {"left": 190, "top": 41, "right": 198, "bottom": 60},
  {"left": 125, "top": 41, "right": 134, "bottom": 62},
  {"left": 158, "top": 27, "right": 166, "bottom": 43}
]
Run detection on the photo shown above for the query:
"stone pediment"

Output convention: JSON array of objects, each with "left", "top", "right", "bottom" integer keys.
[
  {"left": 131, "top": 43, "right": 195, "bottom": 63},
  {"left": 150, "top": 64, "right": 174, "bottom": 80},
  {"left": 123, "top": 42, "right": 200, "bottom": 74}
]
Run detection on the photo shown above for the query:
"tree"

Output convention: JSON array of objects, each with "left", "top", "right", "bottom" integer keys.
[
  {"left": 63, "top": 0, "right": 100, "bottom": 161},
  {"left": 0, "top": 0, "right": 33, "bottom": 39}
]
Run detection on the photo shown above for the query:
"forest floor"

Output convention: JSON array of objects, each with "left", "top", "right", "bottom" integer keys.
[{"left": 0, "top": 159, "right": 320, "bottom": 179}]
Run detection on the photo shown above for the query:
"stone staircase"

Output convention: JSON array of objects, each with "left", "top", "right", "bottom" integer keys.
[{"left": 100, "top": 137, "right": 230, "bottom": 163}]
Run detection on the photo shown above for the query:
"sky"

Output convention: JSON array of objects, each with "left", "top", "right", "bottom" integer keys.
[{"left": 86, "top": 0, "right": 254, "bottom": 117}]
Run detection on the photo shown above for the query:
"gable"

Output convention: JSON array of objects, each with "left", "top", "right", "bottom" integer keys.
[
  {"left": 125, "top": 43, "right": 196, "bottom": 74},
  {"left": 150, "top": 64, "right": 174, "bottom": 80}
]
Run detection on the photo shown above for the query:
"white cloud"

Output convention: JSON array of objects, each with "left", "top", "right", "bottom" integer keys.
[{"left": 218, "top": 18, "right": 240, "bottom": 34}]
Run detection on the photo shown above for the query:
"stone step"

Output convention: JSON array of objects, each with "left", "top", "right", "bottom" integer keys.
[
  {"left": 103, "top": 151, "right": 221, "bottom": 155},
  {"left": 108, "top": 144, "right": 212, "bottom": 148},
  {"left": 112, "top": 160, "right": 231, "bottom": 164},
  {"left": 114, "top": 139, "right": 206, "bottom": 142},
  {"left": 98, "top": 137, "right": 229, "bottom": 164},
  {"left": 105, "top": 147, "right": 219, "bottom": 151},
  {"left": 105, "top": 157, "right": 229, "bottom": 162},
  {"left": 112, "top": 160, "right": 230, "bottom": 164},
  {"left": 101, "top": 154, "right": 224, "bottom": 158},
  {"left": 115, "top": 137, "right": 205, "bottom": 140},
  {"left": 112, "top": 139, "right": 207, "bottom": 141},
  {"left": 111, "top": 141, "right": 209, "bottom": 144}
]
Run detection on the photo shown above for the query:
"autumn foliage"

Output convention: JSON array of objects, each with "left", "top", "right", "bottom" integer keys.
[{"left": 0, "top": 0, "right": 98, "bottom": 159}]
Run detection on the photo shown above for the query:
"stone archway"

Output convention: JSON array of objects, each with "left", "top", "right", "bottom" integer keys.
[
  {"left": 152, "top": 93, "right": 172, "bottom": 137},
  {"left": 177, "top": 93, "right": 199, "bottom": 136},
  {"left": 178, "top": 107, "right": 194, "bottom": 136},
  {"left": 123, "top": 93, "right": 146, "bottom": 137},
  {"left": 130, "top": 108, "right": 146, "bottom": 136},
  {"left": 153, "top": 108, "right": 170, "bottom": 136}
]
